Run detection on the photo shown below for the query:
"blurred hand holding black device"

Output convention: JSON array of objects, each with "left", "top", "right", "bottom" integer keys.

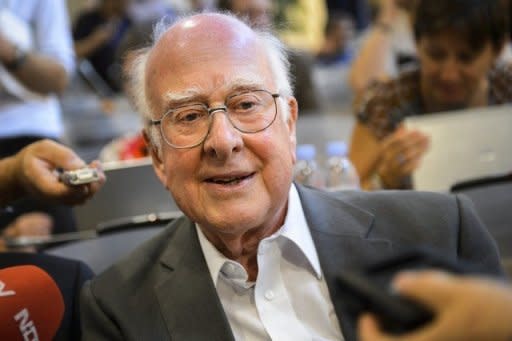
[{"left": 336, "top": 247, "right": 477, "bottom": 335}]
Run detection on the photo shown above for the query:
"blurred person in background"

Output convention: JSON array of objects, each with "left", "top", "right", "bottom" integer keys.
[
  {"left": 316, "top": 12, "right": 356, "bottom": 66},
  {"left": 127, "top": 0, "right": 175, "bottom": 23},
  {"left": 325, "top": 0, "right": 371, "bottom": 32},
  {"left": 349, "top": 0, "right": 512, "bottom": 190},
  {"left": 116, "top": 0, "right": 176, "bottom": 62},
  {"left": 350, "top": 0, "right": 512, "bottom": 101},
  {"left": 349, "top": 0, "right": 418, "bottom": 99},
  {"left": 314, "top": 11, "right": 357, "bottom": 110},
  {"left": 0, "top": 0, "right": 76, "bottom": 246},
  {"left": 217, "top": 0, "right": 273, "bottom": 28},
  {"left": 73, "top": 0, "right": 131, "bottom": 93},
  {"left": 273, "top": 0, "right": 327, "bottom": 54}
]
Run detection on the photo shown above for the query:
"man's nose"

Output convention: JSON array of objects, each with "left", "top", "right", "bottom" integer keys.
[{"left": 202, "top": 110, "right": 243, "bottom": 159}]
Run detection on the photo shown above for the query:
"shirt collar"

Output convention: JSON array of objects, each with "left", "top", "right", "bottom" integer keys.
[
  {"left": 196, "top": 183, "right": 323, "bottom": 286},
  {"left": 281, "top": 184, "right": 323, "bottom": 279},
  {"left": 196, "top": 225, "right": 229, "bottom": 286}
]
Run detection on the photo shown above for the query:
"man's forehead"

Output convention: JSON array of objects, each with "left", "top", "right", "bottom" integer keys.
[
  {"left": 147, "top": 52, "right": 266, "bottom": 92},
  {"left": 144, "top": 14, "right": 278, "bottom": 114},
  {"left": 146, "top": 14, "right": 264, "bottom": 80},
  {"left": 154, "top": 14, "right": 257, "bottom": 55}
]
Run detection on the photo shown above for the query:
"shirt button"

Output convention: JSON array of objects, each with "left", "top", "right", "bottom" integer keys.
[
  {"left": 225, "top": 263, "right": 236, "bottom": 275},
  {"left": 264, "top": 290, "right": 275, "bottom": 301}
]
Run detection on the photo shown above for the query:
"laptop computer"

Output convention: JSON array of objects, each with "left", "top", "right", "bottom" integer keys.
[
  {"left": 405, "top": 105, "right": 512, "bottom": 192},
  {"left": 73, "top": 158, "right": 181, "bottom": 230}
]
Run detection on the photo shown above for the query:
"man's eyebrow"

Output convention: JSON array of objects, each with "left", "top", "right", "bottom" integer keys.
[
  {"left": 162, "top": 88, "right": 205, "bottom": 111},
  {"left": 160, "top": 77, "right": 268, "bottom": 111},
  {"left": 226, "top": 77, "right": 266, "bottom": 92}
]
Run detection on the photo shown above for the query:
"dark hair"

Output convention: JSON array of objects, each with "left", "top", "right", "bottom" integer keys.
[
  {"left": 324, "top": 11, "right": 352, "bottom": 36},
  {"left": 217, "top": 0, "right": 232, "bottom": 11},
  {"left": 413, "top": 0, "right": 509, "bottom": 52}
]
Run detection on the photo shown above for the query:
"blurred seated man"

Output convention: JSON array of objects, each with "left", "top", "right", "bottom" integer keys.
[
  {"left": 316, "top": 12, "right": 355, "bottom": 66},
  {"left": 81, "top": 13, "right": 503, "bottom": 340},
  {"left": 349, "top": 0, "right": 512, "bottom": 190},
  {"left": 0, "top": 140, "right": 105, "bottom": 252},
  {"left": 73, "top": 0, "right": 131, "bottom": 92},
  {"left": 359, "top": 270, "right": 512, "bottom": 341}
]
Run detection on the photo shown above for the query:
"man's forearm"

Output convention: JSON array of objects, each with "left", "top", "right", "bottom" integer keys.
[
  {"left": 5, "top": 53, "right": 69, "bottom": 94},
  {"left": 1, "top": 41, "right": 69, "bottom": 94}
]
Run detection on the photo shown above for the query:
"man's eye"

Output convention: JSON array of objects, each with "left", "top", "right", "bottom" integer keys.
[
  {"left": 237, "top": 101, "right": 257, "bottom": 110},
  {"left": 230, "top": 95, "right": 262, "bottom": 113},
  {"left": 174, "top": 110, "right": 205, "bottom": 123}
]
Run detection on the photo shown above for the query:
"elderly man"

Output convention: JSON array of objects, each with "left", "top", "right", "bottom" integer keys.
[{"left": 80, "top": 13, "right": 503, "bottom": 341}]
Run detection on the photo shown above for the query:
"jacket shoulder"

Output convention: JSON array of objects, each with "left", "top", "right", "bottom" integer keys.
[{"left": 87, "top": 216, "right": 190, "bottom": 296}]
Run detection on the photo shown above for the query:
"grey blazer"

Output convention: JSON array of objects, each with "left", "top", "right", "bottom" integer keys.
[{"left": 81, "top": 186, "right": 503, "bottom": 341}]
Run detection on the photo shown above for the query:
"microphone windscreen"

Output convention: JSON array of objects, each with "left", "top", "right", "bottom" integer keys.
[{"left": 0, "top": 265, "right": 65, "bottom": 341}]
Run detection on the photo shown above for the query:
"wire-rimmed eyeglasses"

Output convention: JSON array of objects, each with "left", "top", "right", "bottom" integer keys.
[{"left": 149, "top": 89, "right": 280, "bottom": 149}]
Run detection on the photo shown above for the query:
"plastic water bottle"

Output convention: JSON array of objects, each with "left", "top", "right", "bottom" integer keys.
[
  {"left": 294, "top": 144, "right": 325, "bottom": 188},
  {"left": 325, "top": 141, "right": 360, "bottom": 191}
]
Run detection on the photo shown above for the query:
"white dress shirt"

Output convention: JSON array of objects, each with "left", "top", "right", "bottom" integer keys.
[{"left": 197, "top": 184, "right": 344, "bottom": 341}]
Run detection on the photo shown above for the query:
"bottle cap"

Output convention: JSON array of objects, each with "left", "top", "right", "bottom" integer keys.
[
  {"left": 296, "top": 144, "right": 316, "bottom": 161},
  {"left": 326, "top": 141, "right": 348, "bottom": 157}
]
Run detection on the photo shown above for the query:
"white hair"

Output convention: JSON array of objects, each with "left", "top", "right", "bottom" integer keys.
[{"left": 124, "top": 12, "right": 293, "bottom": 150}]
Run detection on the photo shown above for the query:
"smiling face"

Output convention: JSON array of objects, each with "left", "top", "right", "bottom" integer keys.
[
  {"left": 145, "top": 14, "right": 298, "bottom": 239},
  {"left": 417, "top": 31, "right": 499, "bottom": 112}
]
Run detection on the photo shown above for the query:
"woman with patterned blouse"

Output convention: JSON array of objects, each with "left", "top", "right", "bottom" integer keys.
[{"left": 349, "top": 0, "right": 512, "bottom": 190}]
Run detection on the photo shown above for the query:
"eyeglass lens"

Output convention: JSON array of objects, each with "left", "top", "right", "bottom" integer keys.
[{"left": 160, "top": 90, "right": 277, "bottom": 148}]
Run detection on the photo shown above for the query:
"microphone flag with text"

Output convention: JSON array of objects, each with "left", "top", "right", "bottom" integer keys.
[{"left": 0, "top": 265, "right": 64, "bottom": 341}]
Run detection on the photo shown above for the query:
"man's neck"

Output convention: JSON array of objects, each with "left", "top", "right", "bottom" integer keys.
[{"left": 199, "top": 206, "right": 288, "bottom": 281}]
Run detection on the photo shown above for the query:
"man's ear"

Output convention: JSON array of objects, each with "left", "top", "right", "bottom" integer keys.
[
  {"left": 286, "top": 97, "right": 298, "bottom": 164},
  {"left": 142, "top": 129, "right": 167, "bottom": 189}
]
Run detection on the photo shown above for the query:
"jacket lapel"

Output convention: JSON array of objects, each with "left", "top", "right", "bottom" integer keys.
[
  {"left": 154, "top": 219, "right": 235, "bottom": 341},
  {"left": 297, "top": 186, "right": 395, "bottom": 341},
  {"left": 151, "top": 187, "right": 394, "bottom": 341}
]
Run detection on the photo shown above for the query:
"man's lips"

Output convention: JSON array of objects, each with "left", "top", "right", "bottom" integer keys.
[{"left": 204, "top": 172, "right": 256, "bottom": 184}]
